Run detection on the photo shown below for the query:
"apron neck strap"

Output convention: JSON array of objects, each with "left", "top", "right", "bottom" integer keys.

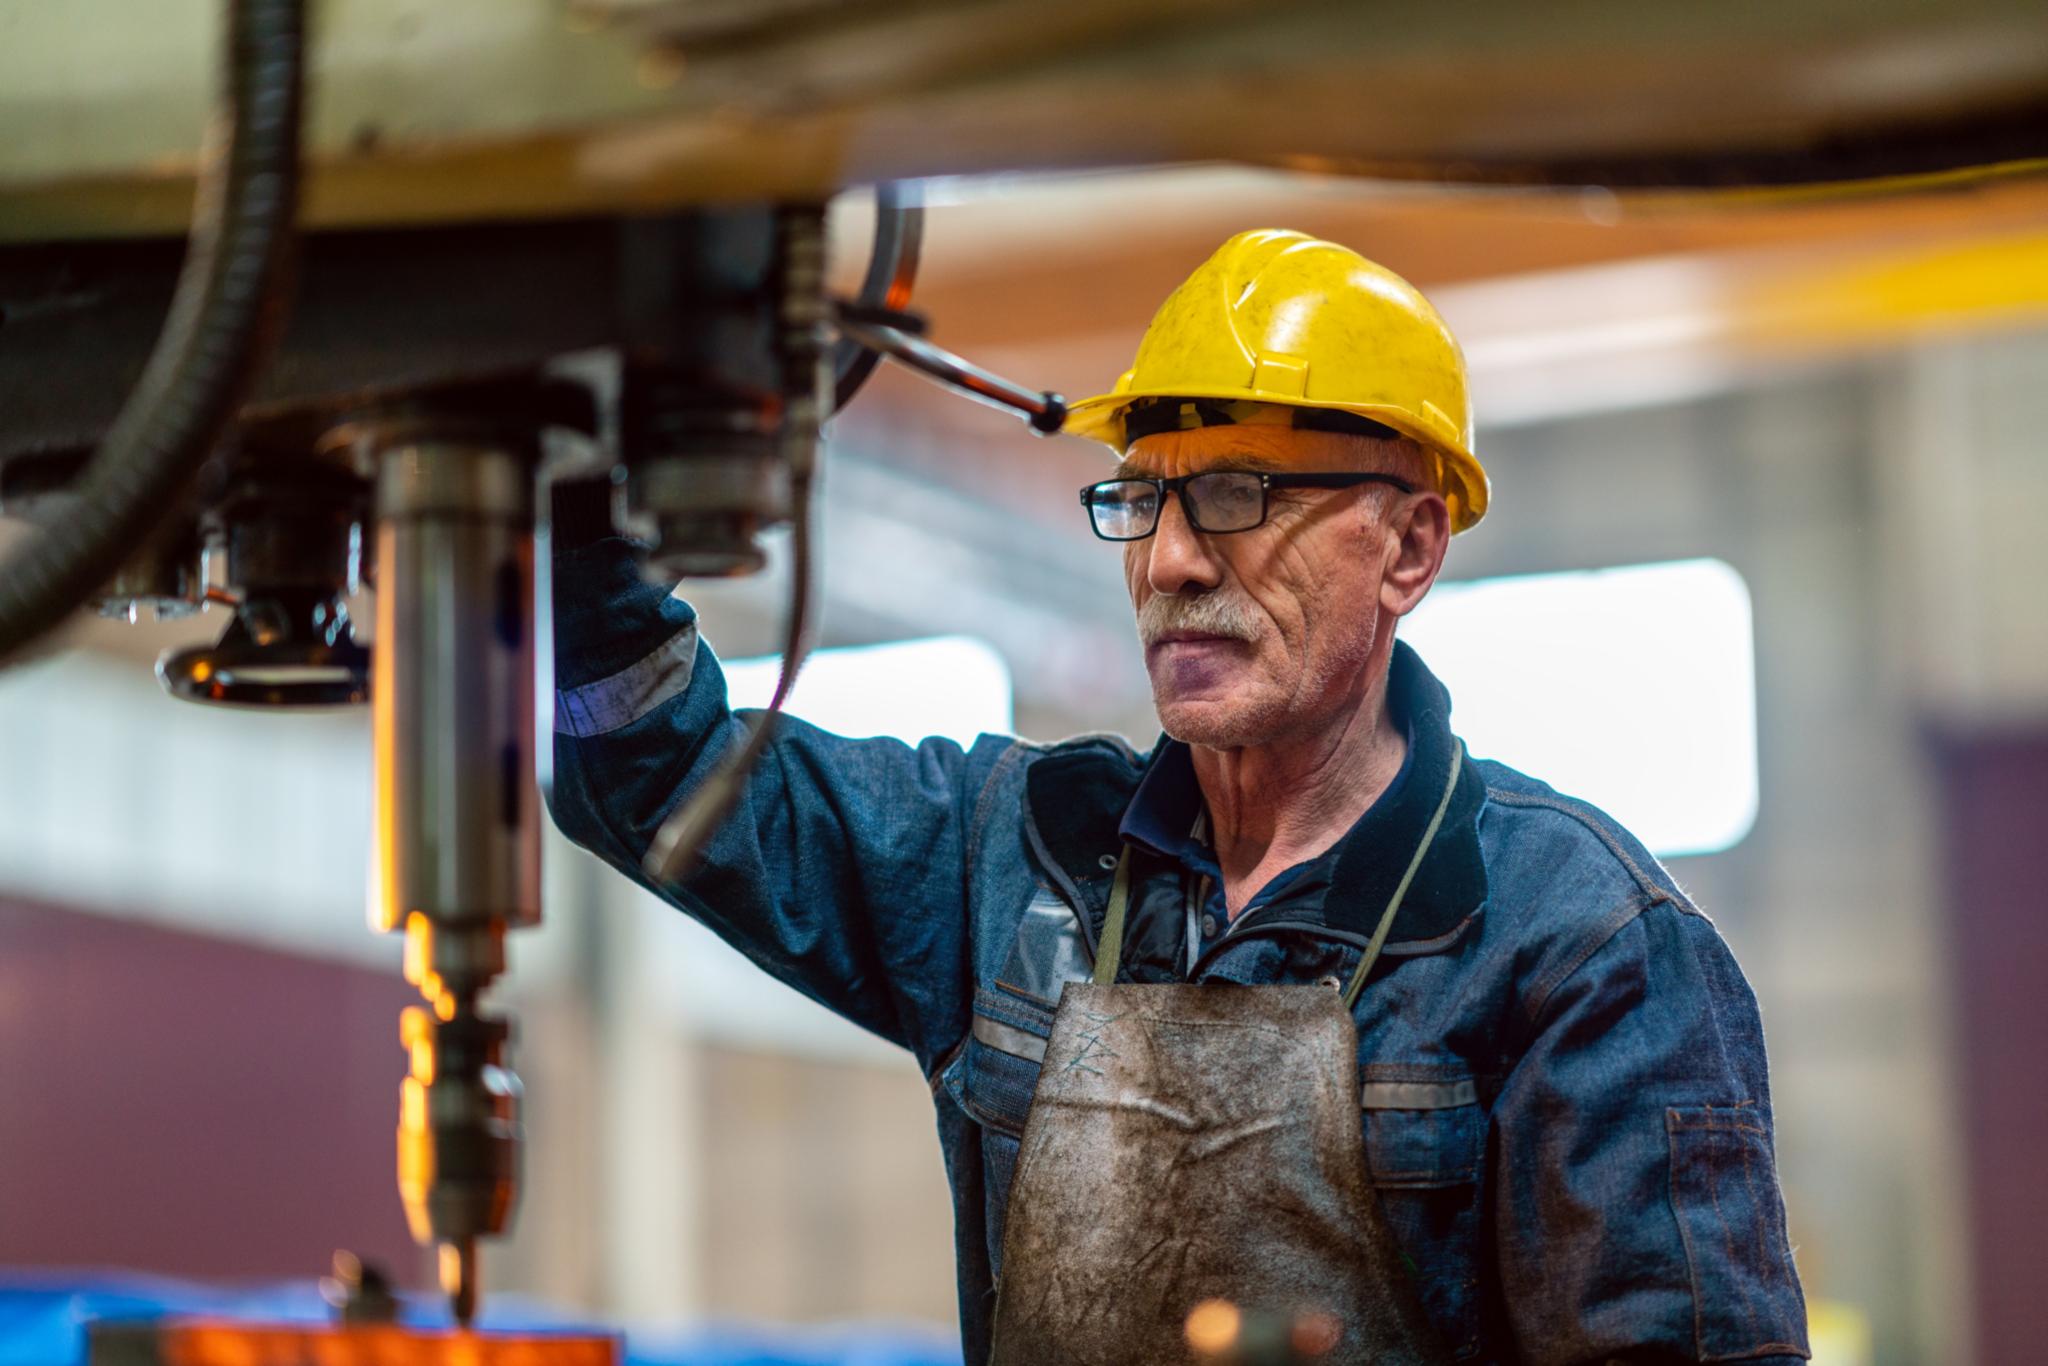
[
  {"left": 1091, "top": 847, "right": 1135, "bottom": 985},
  {"left": 1091, "top": 742, "right": 1465, "bottom": 1000},
  {"left": 1341, "top": 742, "right": 1463, "bottom": 1009}
]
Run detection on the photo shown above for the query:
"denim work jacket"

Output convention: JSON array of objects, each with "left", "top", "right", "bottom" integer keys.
[{"left": 549, "top": 538, "right": 1811, "bottom": 1366}]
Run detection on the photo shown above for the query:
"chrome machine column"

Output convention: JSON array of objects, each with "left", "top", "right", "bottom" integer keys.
[{"left": 370, "top": 435, "right": 540, "bottom": 1326}]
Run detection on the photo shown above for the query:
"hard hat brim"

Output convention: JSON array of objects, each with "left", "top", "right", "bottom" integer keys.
[{"left": 1062, "top": 389, "right": 1490, "bottom": 533}]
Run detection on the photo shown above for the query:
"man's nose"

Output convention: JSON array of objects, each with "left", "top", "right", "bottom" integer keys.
[{"left": 1142, "top": 489, "right": 1225, "bottom": 596}]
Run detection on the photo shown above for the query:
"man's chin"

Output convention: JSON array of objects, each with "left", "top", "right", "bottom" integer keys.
[{"left": 1154, "top": 695, "right": 1273, "bottom": 751}]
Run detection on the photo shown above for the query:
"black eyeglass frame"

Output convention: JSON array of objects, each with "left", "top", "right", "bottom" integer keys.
[{"left": 1077, "top": 470, "right": 1418, "bottom": 542}]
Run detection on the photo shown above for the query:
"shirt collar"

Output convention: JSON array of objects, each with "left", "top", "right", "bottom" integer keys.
[{"left": 1118, "top": 740, "right": 1205, "bottom": 863}]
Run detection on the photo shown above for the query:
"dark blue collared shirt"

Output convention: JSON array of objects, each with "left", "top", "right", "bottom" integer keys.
[{"left": 1119, "top": 727, "right": 1414, "bottom": 962}]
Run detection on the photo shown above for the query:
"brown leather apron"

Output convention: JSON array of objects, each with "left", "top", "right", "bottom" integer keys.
[{"left": 988, "top": 750, "right": 1464, "bottom": 1366}]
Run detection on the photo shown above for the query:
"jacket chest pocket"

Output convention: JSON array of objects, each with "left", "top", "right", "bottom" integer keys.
[
  {"left": 946, "top": 983, "right": 1056, "bottom": 1279},
  {"left": 1361, "top": 1075, "right": 1488, "bottom": 1360},
  {"left": 1362, "top": 1077, "right": 1483, "bottom": 1185}
]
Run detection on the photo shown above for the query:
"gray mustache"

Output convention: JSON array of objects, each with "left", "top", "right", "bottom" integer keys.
[{"left": 1138, "top": 593, "right": 1262, "bottom": 647}]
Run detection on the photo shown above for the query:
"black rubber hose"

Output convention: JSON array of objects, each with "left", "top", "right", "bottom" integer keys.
[{"left": 0, "top": 0, "right": 305, "bottom": 663}]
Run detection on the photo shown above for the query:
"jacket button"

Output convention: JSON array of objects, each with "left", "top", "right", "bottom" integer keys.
[
  {"left": 1097, "top": 853, "right": 1119, "bottom": 870},
  {"left": 1318, "top": 975, "right": 1343, "bottom": 990}
]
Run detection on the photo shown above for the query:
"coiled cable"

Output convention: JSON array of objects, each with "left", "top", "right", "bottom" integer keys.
[{"left": 642, "top": 206, "right": 829, "bottom": 885}]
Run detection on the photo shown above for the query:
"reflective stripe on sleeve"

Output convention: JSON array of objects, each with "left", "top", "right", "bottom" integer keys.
[{"left": 554, "top": 624, "right": 700, "bottom": 736}]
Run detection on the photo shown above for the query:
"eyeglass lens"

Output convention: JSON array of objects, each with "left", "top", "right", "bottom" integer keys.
[
  {"left": 1184, "top": 472, "right": 1265, "bottom": 532},
  {"left": 1086, "top": 472, "right": 1267, "bottom": 539},
  {"left": 1087, "top": 481, "right": 1160, "bottom": 540}
]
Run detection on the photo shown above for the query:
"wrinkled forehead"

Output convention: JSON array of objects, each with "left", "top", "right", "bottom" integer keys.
[{"left": 1117, "top": 424, "right": 1365, "bottom": 479}]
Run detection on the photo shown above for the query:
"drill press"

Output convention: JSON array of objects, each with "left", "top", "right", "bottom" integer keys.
[{"left": 0, "top": 33, "right": 1024, "bottom": 1326}]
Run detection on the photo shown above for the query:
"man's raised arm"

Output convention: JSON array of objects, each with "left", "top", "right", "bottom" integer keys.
[{"left": 547, "top": 525, "right": 1016, "bottom": 1072}]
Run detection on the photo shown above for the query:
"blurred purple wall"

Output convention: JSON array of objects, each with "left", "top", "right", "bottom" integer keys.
[
  {"left": 1935, "top": 730, "right": 2048, "bottom": 1366},
  {"left": 0, "top": 896, "right": 421, "bottom": 1286}
]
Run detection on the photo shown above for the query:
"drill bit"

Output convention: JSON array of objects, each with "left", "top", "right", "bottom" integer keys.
[{"left": 440, "top": 1237, "right": 478, "bottom": 1328}]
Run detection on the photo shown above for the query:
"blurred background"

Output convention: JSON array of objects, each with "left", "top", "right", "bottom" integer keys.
[{"left": 2, "top": 3, "right": 2047, "bottom": 1365}]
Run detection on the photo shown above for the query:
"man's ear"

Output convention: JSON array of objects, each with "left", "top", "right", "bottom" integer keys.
[{"left": 1380, "top": 491, "right": 1452, "bottom": 620}]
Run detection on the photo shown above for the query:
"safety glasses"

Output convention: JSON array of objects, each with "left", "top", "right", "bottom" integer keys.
[{"left": 1078, "top": 470, "right": 1416, "bottom": 541}]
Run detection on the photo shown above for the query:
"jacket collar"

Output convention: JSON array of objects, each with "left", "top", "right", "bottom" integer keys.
[
  {"left": 1325, "top": 641, "right": 1488, "bottom": 948},
  {"left": 1022, "top": 641, "right": 1489, "bottom": 957}
]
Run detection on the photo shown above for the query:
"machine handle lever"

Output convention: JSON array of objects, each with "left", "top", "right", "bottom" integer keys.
[{"left": 832, "top": 302, "right": 1067, "bottom": 436}]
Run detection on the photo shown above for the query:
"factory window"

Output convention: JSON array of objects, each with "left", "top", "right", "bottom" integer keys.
[
  {"left": 1401, "top": 557, "right": 1758, "bottom": 858},
  {"left": 723, "top": 634, "right": 1015, "bottom": 749}
]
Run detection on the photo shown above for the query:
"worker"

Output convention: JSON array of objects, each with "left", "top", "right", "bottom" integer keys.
[{"left": 547, "top": 229, "right": 1809, "bottom": 1365}]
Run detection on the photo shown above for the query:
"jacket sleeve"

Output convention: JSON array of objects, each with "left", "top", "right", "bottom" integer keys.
[
  {"left": 1489, "top": 901, "right": 1811, "bottom": 1365},
  {"left": 546, "top": 536, "right": 1011, "bottom": 1072}
]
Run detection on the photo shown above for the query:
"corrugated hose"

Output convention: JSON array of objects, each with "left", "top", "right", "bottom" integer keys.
[{"left": 0, "top": 0, "right": 305, "bottom": 665}]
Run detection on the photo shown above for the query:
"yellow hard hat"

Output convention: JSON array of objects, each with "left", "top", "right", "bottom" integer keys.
[{"left": 1064, "top": 228, "right": 1490, "bottom": 532}]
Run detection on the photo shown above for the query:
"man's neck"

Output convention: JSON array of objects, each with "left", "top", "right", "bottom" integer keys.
[{"left": 1189, "top": 659, "right": 1407, "bottom": 918}]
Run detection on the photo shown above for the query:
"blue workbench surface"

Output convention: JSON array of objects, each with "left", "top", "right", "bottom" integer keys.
[{"left": 0, "top": 1272, "right": 962, "bottom": 1366}]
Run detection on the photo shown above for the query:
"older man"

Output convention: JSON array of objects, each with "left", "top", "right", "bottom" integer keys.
[{"left": 548, "top": 230, "right": 1809, "bottom": 1364}]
